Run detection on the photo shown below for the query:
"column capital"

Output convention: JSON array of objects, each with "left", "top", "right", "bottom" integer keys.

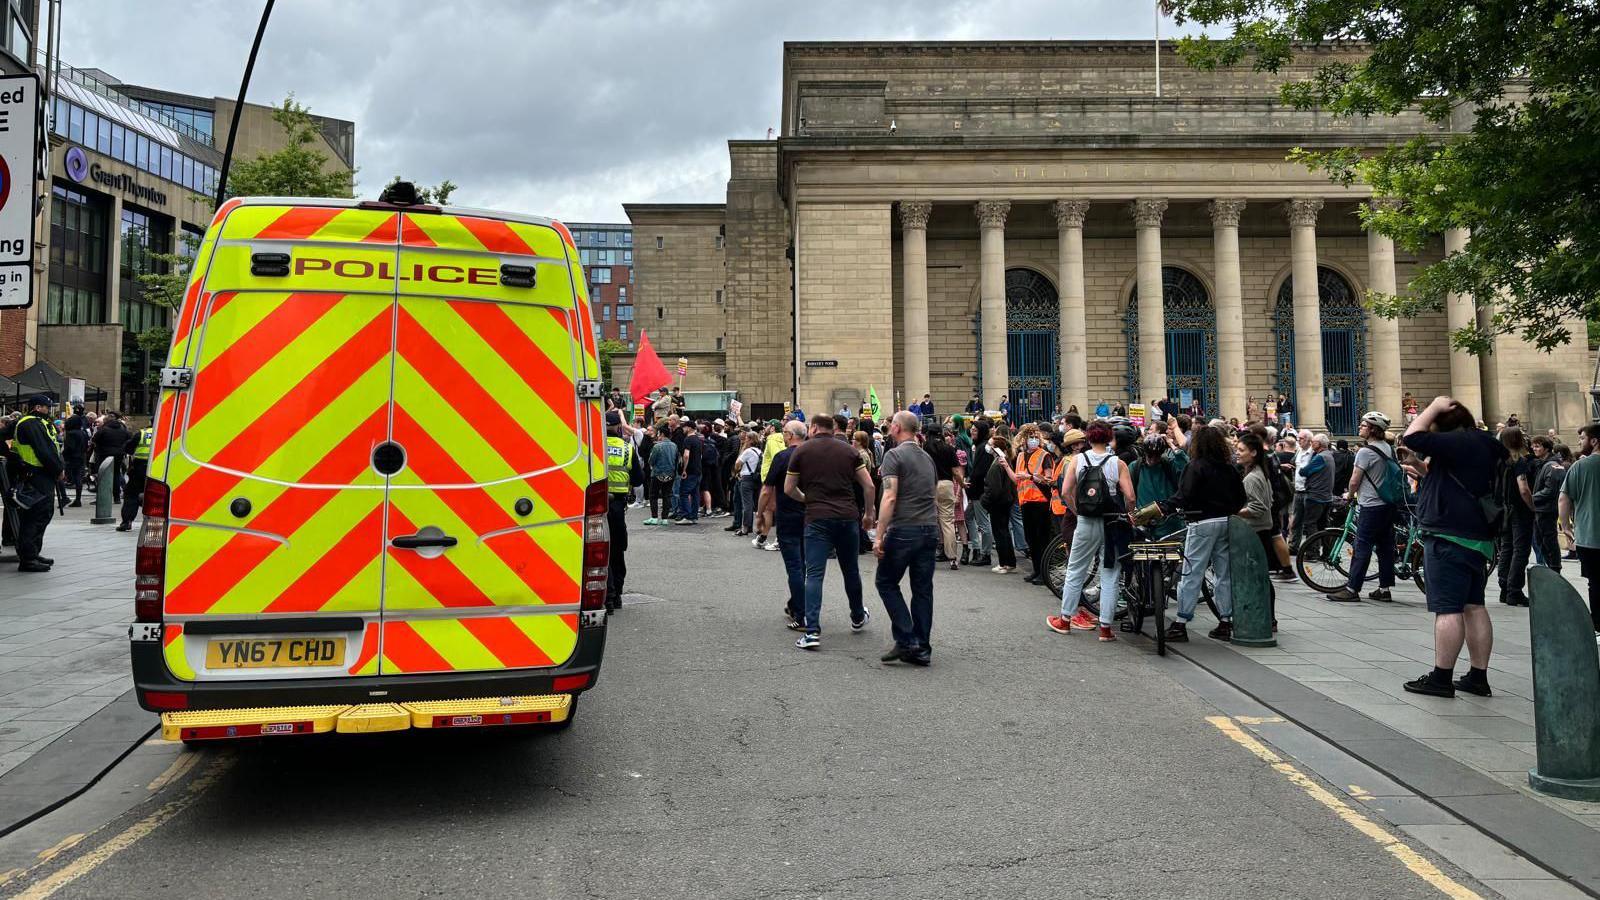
[
  {"left": 974, "top": 200, "right": 1011, "bottom": 230},
  {"left": 1050, "top": 199, "right": 1090, "bottom": 230},
  {"left": 1131, "top": 198, "right": 1168, "bottom": 228},
  {"left": 1208, "top": 199, "right": 1248, "bottom": 228},
  {"left": 1368, "top": 197, "right": 1403, "bottom": 213},
  {"left": 897, "top": 200, "right": 933, "bottom": 231},
  {"left": 1286, "top": 198, "right": 1324, "bottom": 227}
]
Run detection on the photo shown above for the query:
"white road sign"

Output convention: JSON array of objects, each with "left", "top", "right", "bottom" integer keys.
[{"left": 0, "top": 73, "right": 38, "bottom": 309}]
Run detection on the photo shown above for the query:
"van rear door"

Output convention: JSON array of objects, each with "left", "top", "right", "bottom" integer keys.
[
  {"left": 376, "top": 211, "right": 598, "bottom": 675},
  {"left": 159, "top": 204, "right": 402, "bottom": 682}
]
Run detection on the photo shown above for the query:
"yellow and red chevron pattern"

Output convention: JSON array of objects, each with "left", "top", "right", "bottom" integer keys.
[{"left": 153, "top": 200, "right": 599, "bottom": 683}]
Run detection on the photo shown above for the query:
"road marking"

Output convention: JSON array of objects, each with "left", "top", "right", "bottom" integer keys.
[
  {"left": 1233, "top": 715, "right": 1284, "bottom": 725},
  {"left": 7, "top": 754, "right": 232, "bottom": 900},
  {"left": 1207, "top": 716, "right": 1483, "bottom": 900},
  {"left": 32, "top": 836, "right": 84, "bottom": 864},
  {"left": 146, "top": 750, "right": 202, "bottom": 792}
]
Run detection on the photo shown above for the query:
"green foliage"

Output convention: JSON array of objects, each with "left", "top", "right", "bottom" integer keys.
[
  {"left": 597, "top": 338, "right": 627, "bottom": 389},
  {"left": 384, "top": 176, "right": 458, "bottom": 205},
  {"left": 224, "top": 96, "right": 354, "bottom": 199},
  {"left": 1167, "top": 0, "right": 1600, "bottom": 355}
]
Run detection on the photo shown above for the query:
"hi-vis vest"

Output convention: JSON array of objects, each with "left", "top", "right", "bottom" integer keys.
[
  {"left": 13, "top": 415, "right": 50, "bottom": 469},
  {"left": 133, "top": 427, "right": 153, "bottom": 461},
  {"left": 1017, "top": 447, "right": 1052, "bottom": 504},
  {"left": 606, "top": 435, "right": 633, "bottom": 494}
]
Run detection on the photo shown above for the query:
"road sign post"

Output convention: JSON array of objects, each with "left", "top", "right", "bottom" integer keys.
[{"left": 0, "top": 74, "right": 38, "bottom": 310}]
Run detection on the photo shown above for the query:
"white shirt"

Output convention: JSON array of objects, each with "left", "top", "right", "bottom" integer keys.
[
  {"left": 1074, "top": 448, "right": 1122, "bottom": 497},
  {"left": 737, "top": 446, "right": 761, "bottom": 477},
  {"left": 1293, "top": 446, "right": 1312, "bottom": 492}
]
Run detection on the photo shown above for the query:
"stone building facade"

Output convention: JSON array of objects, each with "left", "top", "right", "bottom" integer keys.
[{"left": 621, "top": 40, "right": 1592, "bottom": 432}]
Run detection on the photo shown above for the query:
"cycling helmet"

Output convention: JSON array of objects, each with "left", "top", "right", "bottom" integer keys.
[
  {"left": 1360, "top": 410, "right": 1391, "bottom": 431},
  {"left": 1140, "top": 434, "right": 1168, "bottom": 456},
  {"left": 1111, "top": 423, "right": 1139, "bottom": 450}
]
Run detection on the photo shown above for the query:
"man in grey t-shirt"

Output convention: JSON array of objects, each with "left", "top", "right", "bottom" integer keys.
[
  {"left": 873, "top": 411, "right": 939, "bottom": 665},
  {"left": 1331, "top": 412, "right": 1400, "bottom": 602}
]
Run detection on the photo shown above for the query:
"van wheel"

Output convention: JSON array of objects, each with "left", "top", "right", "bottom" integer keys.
[{"left": 551, "top": 697, "right": 578, "bottom": 731}]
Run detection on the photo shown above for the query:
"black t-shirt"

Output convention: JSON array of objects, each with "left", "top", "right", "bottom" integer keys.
[
  {"left": 681, "top": 433, "right": 704, "bottom": 476},
  {"left": 1401, "top": 429, "right": 1509, "bottom": 540},
  {"left": 765, "top": 447, "right": 804, "bottom": 528},
  {"left": 926, "top": 439, "right": 958, "bottom": 482}
]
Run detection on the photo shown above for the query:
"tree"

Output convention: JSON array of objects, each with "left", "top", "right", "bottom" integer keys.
[
  {"left": 132, "top": 233, "right": 202, "bottom": 375},
  {"left": 1166, "top": 1, "right": 1600, "bottom": 354},
  {"left": 384, "top": 176, "right": 458, "bottom": 205},
  {"left": 224, "top": 95, "right": 354, "bottom": 199},
  {"left": 597, "top": 338, "right": 628, "bottom": 390}
]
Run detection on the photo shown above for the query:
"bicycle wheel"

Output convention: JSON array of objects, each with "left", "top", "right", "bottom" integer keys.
[
  {"left": 1296, "top": 529, "right": 1353, "bottom": 593},
  {"left": 1124, "top": 561, "right": 1146, "bottom": 637},
  {"left": 1153, "top": 562, "right": 1167, "bottom": 656},
  {"left": 1043, "top": 535, "right": 1068, "bottom": 596},
  {"left": 1409, "top": 540, "right": 1426, "bottom": 594}
]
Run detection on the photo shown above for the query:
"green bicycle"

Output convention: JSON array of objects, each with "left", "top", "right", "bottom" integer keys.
[{"left": 1296, "top": 502, "right": 1498, "bottom": 594}]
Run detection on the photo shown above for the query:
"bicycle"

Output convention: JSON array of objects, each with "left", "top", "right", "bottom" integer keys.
[{"left": 1296, "top": 501, "right": 1494, "bottom": 593}]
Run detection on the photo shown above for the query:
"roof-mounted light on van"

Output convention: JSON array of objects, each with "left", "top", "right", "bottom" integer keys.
[{"left": 357, "top": 180, "right": 442, "bottom": 213}]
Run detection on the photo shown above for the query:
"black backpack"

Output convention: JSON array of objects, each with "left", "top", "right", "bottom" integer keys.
[
  {"left": 1075, "top": 454, "right": 1122, "bottom": 518},
  {"left": 1267, "top": 463, "right": 1293, "bottom": 518}
]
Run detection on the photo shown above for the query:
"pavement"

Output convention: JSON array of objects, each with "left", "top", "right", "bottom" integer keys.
[{"left": 0, "top": 506, "right": 1591, "bottom": 898}]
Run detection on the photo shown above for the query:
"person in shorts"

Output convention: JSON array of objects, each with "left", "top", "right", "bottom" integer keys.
[{"left": 1399, "top": 396, "right": 1507, "bottom": 698}]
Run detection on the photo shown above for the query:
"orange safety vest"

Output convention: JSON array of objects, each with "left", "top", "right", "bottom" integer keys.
[
  {"left": 1017, "top": 447, "right": 1052, "bottom": 505},
  {"left": 1049, "top": 454, "right": 1070, "bottom": 516}
]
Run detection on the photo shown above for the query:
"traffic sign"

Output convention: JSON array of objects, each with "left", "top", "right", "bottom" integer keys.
[{"left": 0, "top": 74, "right": 37, "bottom": 309}]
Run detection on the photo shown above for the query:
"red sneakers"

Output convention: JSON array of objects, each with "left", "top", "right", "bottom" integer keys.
[
  {"left": 1069, "top": 609, "right": 1098, "bottom": 630},
  {"left": 1098, "top": 625, "right": 1117, "bottom": 642},
  {"left": 1045, "top": 615, "right": 1072, "bottom": 634}
]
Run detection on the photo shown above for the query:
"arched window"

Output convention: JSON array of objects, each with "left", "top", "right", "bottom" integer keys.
[
  {"left": 1274, "top": 267, "right": 1367, "bottom": 434},
  {"left": 1123, "top": 266, "right": 1217, "bottom": 415}
]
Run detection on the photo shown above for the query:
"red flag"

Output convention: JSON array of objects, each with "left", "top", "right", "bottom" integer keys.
[{"left": 629, "top": 331, "right": 673, "bottom": 402}]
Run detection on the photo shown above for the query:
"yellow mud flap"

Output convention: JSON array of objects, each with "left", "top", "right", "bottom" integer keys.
[
  {"left": 335, "top": 703, "right": 411, "bottom": 734},
  {"left": 402, "top": 694, "right": 571, "bottom": 728},
  {"left": 161, "top": 705, "right": 350, "bottom": 741}
]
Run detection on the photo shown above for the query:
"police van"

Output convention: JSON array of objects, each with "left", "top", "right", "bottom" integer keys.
[{"left": 130, "top": 189, "right": 610, "bottom": 741}]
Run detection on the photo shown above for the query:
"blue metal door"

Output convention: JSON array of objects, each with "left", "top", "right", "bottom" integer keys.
[
  {"left": 1123, "top": 267, "right": 1217, "bottom": 415},
  {"left": 1273, "top": 267, "right": 1368, "bottom": 435},
  {"left": 975, "top": 269, "right": 1059, "bottom": 424}
]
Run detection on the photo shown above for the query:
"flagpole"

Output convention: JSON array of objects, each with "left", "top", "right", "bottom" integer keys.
[{"left": 1155, "top": 1, "right": 1162, "bottom": 98}]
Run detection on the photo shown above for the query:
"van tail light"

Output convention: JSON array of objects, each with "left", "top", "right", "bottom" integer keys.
[
  {"left": 580, "top": 480, "right": 611, "bottom": 616},
  {"left": 135, "top": 481, "right": 169, "bottom": 623}
]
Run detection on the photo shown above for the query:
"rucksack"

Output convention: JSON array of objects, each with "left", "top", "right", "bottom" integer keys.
[
  {"left": 1075, "top": 454, "right": 1122, "bottom": 518},
  {"left": 1447, "top": 465, "right": 1504, "bottom": 537},
  {"left": 1362, "top": 446, "right": 1407, "bottom": 506},
  {"left": 1267, "top": 463, "right": 1293, "bottom": 517}
]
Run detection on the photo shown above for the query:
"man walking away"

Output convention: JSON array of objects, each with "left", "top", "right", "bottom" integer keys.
[
  {"left": 1530, "top": 438, "right": 1566, "bottom": 572},
  {"left": 766, "top": 421, "right": 809, "bottom": 628},
  {"left": 874, "top": 411, "right": 938, "bottom": 665},
  {"left": 1559, "top": 424, "right": 1600, "bottom": 646},
  {"left": 604, "top": 411, "right": 644, "bottom": 611},
  {"left": 117, "top": 424, "right": 154, "bottom": 531},
  {"left": 9, "top": 396, "right": 64, "bottom": 572},
  {"left": 786, "top": 414, "right": 876, "bottom": 649},
  {"left": 1400, "top": 396, "right": 1506, "bottom": 698},
  {"left": 1330, "top": 412, "right": 1402, "bottom": 602}
]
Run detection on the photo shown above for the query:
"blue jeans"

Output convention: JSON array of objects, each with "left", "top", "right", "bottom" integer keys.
[
  {"left": 1178, "top": 519, "right": 1232, "bottom": 622},
  {"left": 803, "top": 517, "right": 865, "bottom": 634},
  {"left": 968, "top": 496, "right": 993, "bottom": 555},
  {"left": 777, "top": 519, "right": 806, "bottom": 621},
  {"left": 1058, "top": 516, "right": 1120, "bottom": 626},
  {"left": 677, "top": 473, "right": 701, "bottom": 520},
  {"left": 876, "top": 524, "right": 937, "bottom": 652},
  {"left": 1345, "top": 503, "right": 1397, "bottom": 592},
  {"left": 1010, "top": 504, "right": 1028, "bottom": 554}
]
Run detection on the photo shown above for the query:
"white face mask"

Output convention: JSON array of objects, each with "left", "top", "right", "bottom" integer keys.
[{"left": 1026, "top": 438, "right": 1040, "bottom": 450}]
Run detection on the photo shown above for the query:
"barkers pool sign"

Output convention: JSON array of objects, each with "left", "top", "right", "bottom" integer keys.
[{"left": 0, "top": 73, "right": 38, "bottom": 310}]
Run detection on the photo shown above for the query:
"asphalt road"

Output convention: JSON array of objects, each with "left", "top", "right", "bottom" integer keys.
[{"left": 0, "top": 509, "right": 1486, "bottom": 899}]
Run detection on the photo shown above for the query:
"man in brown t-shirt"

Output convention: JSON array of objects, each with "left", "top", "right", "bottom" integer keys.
[{"left": 785, "top": 414, "right": 877, "bottom": 649}]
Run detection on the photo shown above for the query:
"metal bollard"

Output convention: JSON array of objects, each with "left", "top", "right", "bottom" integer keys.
[
  {"left": 1526, "top": 566, "right": 1600, "bottom": 800},
  {"left": 89, "top": 457, "right": 116, "bottom": 525},
  {"left": 1227, "top": 516, "right": 1276, "bottom": 647}
]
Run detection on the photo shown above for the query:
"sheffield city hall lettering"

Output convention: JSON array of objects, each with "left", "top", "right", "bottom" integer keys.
[{"left": 88, "top": 164, "right": 168, "bottom": 206}]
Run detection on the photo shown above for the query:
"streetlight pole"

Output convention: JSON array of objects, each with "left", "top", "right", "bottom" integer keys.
[{"left": 215, "top": 0, "right": 276, "bottom": 208}]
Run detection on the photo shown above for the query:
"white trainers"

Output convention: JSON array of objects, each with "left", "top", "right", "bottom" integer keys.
[
  {"left": 763, "top": 541, "right": 781, "bottom": 552},
  {"left": 752, "top": 535, "right": 766, "bottom": 548},
  {"left": 991, "top": 565, "right": 1014, "bottom": 574}
]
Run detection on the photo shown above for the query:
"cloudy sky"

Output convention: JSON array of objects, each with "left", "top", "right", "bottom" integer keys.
[{"left": 58, "top": 0, "right": 1223, "bottom": 223}]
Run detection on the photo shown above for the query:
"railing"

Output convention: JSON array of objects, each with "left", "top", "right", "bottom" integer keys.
[{"left": 46, "top": 61, "right": 212, "bottom": 146}]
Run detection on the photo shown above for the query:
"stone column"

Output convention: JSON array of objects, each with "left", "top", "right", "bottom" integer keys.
[
  {"left": 898, "top": 201, "right": 933, "bottom": 406},
  {"left": 1443, "top": 227, "right": 1484, "bottom": 415},
  {"left": 1052, "top": 199, "right": 1090, "bottom": 416},
  {"left": 976, "top": 200, "right": 1011, "bottom": 410},
  {"left": 1366, "top": 198, "right": 1404, "bottom": 421},
  {"left": 1209, "top": 199, "right": 1247, "bottom": 420},
  {"left": 1132, "top": 199, "right": 1168, "bottom": 403},
  {"left": 1287, "top": 198, "right": 1326, "bottom": 431}
]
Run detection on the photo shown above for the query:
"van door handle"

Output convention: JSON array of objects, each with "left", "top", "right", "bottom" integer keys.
[{"left": 392, "top": 534, "right": 458, "bottom": 549}]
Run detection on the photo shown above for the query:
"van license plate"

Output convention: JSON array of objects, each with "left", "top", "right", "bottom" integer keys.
[{"left": 205, "top": 638, "right": 346, "bottom": 669}]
